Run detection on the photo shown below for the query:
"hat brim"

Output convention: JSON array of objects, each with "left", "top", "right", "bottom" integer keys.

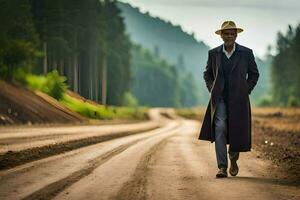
[{"left": 215, "top": 28, "right": 243, "bottom": 35}]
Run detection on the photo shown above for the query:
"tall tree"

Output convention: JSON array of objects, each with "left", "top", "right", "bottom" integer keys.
[
  {"left": 0, "top": 0, "right": 39, "bottom": 80},
  {"left": 2, "top": 0, "right": 133, "bottom": 106},
  {"left": 130, "top": 44, "right": 181, "bottom": 107},
  {"left": 104, "top": 0, "right": 132, "bottom": 106},
  {"left": 271, "top": 24, "right": 300, "bottom": 106}
]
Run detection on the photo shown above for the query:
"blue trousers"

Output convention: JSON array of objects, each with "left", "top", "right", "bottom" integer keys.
[{"left": 214, "top": 97, "right": 239, "bottom": 169}]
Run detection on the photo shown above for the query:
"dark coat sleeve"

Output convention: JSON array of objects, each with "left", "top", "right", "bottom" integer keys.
[
  {"left": 203, "top": 51, "right": 214, "bottom": 93},
  {"left": 247, "top": 50, "right": 260, "bottom": 94}
]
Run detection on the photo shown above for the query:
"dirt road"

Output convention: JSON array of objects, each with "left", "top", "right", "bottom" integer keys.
[{"left": 0, "top": 109, "right": 299, "bottom": 200}]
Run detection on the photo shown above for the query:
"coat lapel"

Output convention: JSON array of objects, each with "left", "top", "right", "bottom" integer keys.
[
  {"left": 230, "top": 43, "right": 242, "bottom": 73},
  {"left": 216, "top": 45, "right": 223, "bottom": 75},
  {"left": 216, "top": 43, "right": 242, "bottom": 74}
]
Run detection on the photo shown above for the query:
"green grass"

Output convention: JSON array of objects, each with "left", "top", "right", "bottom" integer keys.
[
  {"left": 60, "top": 93, "right": 149, "bottom": 120},
  {"left": 174, "top": 107, "right": 205, "bottom": 120},
  {"left": 20, "top": 70, "right": 149, "bottom": 121}
]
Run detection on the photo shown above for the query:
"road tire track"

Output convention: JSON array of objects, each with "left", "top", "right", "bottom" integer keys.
[
  {"left": 0, "top": 126, "right": 159, "bottom": 170},
  {"left": 112, "top": 134, "right": 173, "bottom": 200},
  {"left": 20, "top": 122, "right": 182, "bottom": 200},
  {"left": 21, "top": 135, "right": 153, "bottom": 200}
]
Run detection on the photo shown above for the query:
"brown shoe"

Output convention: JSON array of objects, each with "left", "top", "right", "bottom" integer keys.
[
  {"left": 216, "top": 168, "right": 228, "bottom": 178},
  {"left": 229, "top": 157, "right": 239, "bottom": 176}
]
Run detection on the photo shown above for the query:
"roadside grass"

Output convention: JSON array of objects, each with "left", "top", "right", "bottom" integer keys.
[
  {"left": 175, "top": 107, "right": 206, "bottom": 121},
  {"left": 60, "top": 93, "right": 149, "bottom": 120},
  {"left": 21, "top": 70, "right": 149, "bottom": 120}
]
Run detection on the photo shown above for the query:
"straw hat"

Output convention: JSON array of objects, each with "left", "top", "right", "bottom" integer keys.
[{"left": 215, "top": 21, "right": 243, "bottom": 35}]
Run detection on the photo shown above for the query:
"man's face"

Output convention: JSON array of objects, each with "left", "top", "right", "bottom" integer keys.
[{"left": 221, "top": 29, "right": 237, "bottom": 46}]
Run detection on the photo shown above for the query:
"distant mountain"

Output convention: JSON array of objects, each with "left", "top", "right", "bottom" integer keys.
[
  {"left": 116, "top": 1, "right": 210, "bottom": 105},
  {"left": 116, "top": 1, "right": 272, "bottom": 106}
]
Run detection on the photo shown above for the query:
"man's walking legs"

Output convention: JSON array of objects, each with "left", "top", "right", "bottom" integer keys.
[{"left": 214, "top": 98, "right": 228, "bottom": 169}]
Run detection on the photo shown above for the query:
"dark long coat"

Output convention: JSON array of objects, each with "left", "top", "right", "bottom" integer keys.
[{"left": 198, "top": 43, "right": 259, "bottom": 152}]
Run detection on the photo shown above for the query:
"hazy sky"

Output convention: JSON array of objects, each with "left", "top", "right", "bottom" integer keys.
[{"left": 120, "top": 0, "right": 300, "bottom": 58}]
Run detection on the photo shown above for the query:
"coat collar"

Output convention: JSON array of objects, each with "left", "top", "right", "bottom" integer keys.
[
  {"left": 222, "top": 42, "right": 236, "bottom": 57},
  {"left": 216, "top": 42, "right": 241, "bottom": 52},
  {"left": 216, "top": 42, "right": 242, "bottom": 74}
]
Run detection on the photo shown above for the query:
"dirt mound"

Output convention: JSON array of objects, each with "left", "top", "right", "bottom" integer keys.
[{"left": 0, "top": 80, "right": 86, "bottom": 125}]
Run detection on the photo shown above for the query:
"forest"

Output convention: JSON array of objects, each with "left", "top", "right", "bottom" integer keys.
[
  {"left": 269, "top": 24, "right": 300, "bottom": 106},
  {"left": 0, "top": 0, "right": 131, "bottom": 106},
  {"left": 0, "top": 0, "right": 299, "bottom": 107},
  {"left": 0, "top": 0, "right": 203, "bottom": 108}
]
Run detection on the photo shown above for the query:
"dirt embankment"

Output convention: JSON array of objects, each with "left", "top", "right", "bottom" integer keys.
[
  {"left": 0, "top": 80, "right": 86, "bottom": 125},
  {"left": 251, "top": 108, "right": 300, "bottom": 182}
]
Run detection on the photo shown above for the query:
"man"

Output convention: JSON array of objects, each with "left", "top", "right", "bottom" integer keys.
[{"left": 198, "top": 21, "right": 259, "bottom": 178}]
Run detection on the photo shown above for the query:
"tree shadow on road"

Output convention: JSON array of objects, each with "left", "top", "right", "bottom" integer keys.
[{"left": 227, "top": 176, "right": 300, "bottom": 187}]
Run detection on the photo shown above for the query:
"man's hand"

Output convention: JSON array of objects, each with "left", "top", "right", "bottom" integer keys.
[
  {"left": 203, "top": 51, "right": 214, "bottom": 93},
  {"left": 247, "top": 50, "right": 259, "bottom": 94}
]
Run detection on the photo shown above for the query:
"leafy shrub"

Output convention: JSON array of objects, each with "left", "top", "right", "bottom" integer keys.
[
  {"left": 258, "top": 95, "right": 274, "bottom": 107},
  {"left": 122, "top": 91, "right": 139, "bottom": 107},
  {"left": 288, "top": 95, "right": 300, "bottom": 107},
  {"left": 25, "top": 70, "right": 68, "bottom": 100}
]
